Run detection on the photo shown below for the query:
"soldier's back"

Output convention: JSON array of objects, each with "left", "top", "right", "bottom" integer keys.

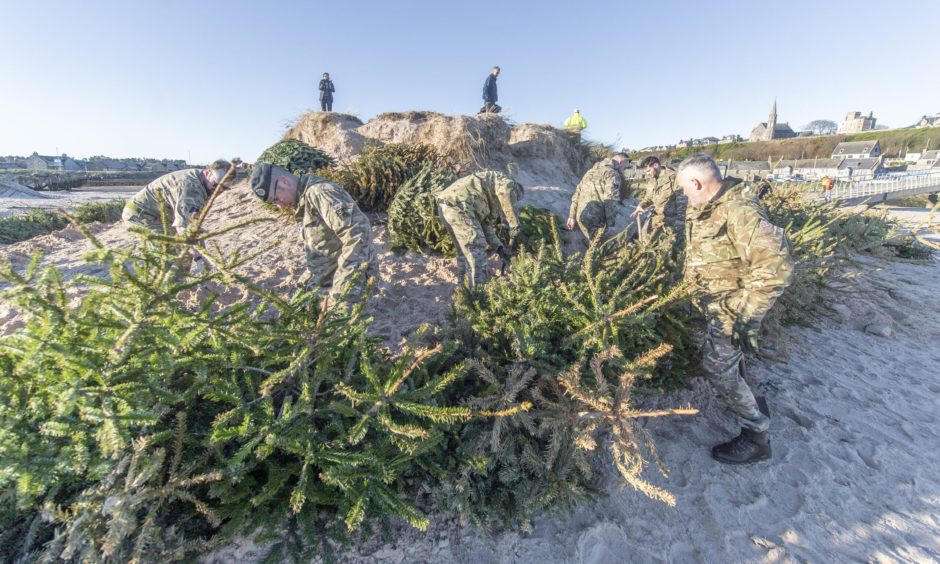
[{"left": 127, "top": 169, "right": 203, "bottom": 220}]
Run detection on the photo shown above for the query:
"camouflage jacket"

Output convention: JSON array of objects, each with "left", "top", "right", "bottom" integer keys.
[
  {"left": 638, "top": 168, "right": 687, "bottom": 222},
  {"left": 685, "top": 177, "right": 794, "bottom": 326},
  {"left": 568, "top": 160, "right": 624, "bottom": 222},
  {"left": 435, "top": 170, "right": 520, "bottom": 250},
  {"left": 125, "top": 169, "right": 209, "bottom": 230},
  {"left": 296, "top": 174, "right": 372, "bottom": 246}
]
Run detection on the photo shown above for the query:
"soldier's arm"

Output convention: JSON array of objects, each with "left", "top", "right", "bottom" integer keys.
[
  {"left": 568, "top": 182, "right": 582, "bottom": 221},
  {"left": 728, "top": 202, "right": 795, "bottom": 323},
  {"left": 601, "top": 169, "right": 622, "bottom": 225}
]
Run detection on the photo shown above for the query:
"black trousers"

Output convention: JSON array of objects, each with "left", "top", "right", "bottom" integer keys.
[{"left": 320, "top": 99, "right": 333, "bottom": 111}]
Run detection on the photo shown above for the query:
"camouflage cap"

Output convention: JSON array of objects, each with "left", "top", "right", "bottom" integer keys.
[{"left": 249, "top": 163, "right": 275, "bottom": 201}]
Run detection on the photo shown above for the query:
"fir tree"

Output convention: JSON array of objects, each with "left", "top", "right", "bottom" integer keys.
[
  {"left": 440, "top": 229, "right": 696, "bottom": 528},
  {"left": 0, "top": 164, "right": 518, "bottom": 561}
]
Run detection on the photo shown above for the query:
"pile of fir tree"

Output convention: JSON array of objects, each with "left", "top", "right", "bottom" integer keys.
[
  {"left": 387, "top": 163, "right": 457, "bottom": 255},
  {"left": 436, "top": 229, "right": 698, "bottom": 530},
  {"left": 431, "top": 184, "right": 933, "bottom": 530},
  {"left": 256, "top": 138, "right": 335, "bottom": 175},
  {"left": 0, "top": 181, "right": 523, "bottom": 562},
  {"left": 0, "top": 175, "right": 701, "bottom": 561},
  {"left": 759, "top": 182, "right": 930, "bottom": 329},
  {"left": 317, "top": 143, "right": 452, "bottom": 211}
]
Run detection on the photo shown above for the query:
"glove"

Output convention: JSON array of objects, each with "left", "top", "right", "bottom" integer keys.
[{"left": 732, "top": 318, "right": 760, "bottom": 354}]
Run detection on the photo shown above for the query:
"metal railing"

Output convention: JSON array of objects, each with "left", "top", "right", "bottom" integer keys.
[{"left": 826, "top": 170, "right": 940, "bottom": 203}]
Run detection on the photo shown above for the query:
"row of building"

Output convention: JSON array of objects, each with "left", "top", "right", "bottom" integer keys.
[
  {"left": 628, "top": 141, "right": 937, "bottom": 182},
  {"left": 722, "top": 141, "right": 940, "bottom": 182},
  {"left": 639, "top": 135, "right": 742, "bottom": 153},
  {"left": 641, "top": 101, "right": 938, "bottom": 154},
  {"left": 0, "top": 153, "right": 188, "bottom": 173}
]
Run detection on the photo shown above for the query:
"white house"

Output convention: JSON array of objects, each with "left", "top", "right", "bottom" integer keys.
[
  {"left": 909, "top": 150, "right": 940, "bottom": 171},
  {"left": 836, "top": 157, "right": 884, "bottom": 180},
  {"left": 831, "top": 140, "right": 881, "bottom": 160}
]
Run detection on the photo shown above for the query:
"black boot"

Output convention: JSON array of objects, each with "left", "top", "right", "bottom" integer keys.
[{"left": 711, "top": 428, "right": 771, "bottom": 464}]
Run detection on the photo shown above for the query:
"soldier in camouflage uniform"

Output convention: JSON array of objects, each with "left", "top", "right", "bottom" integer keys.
[
  {"left": 566, "top": 153, "right": 630, "bottom": 241},
  {"left": 678, "top": 153, "right": 794, "bottom": 465},
  {"left": 436, "top": 170, "right": 523, "bottom": 287},
  {"left": 249, "top": 163, "right": 377, "bottom": 305},
  {"left": 633, "top": 156, "right": 687, "bottom": 239},
  {"left": 122, "top": 159, "right": 232, "bottom": 234}
]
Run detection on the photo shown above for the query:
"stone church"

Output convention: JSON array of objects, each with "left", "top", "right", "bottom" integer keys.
[{"left": 750, "top": 99, "right": 797, "bottom": 141}]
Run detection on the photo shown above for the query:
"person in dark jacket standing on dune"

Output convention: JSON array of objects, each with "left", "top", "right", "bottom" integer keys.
[
  {"left": 319, "top": 72, "right": 335, "bottom": 112},
  {"left": 480, "top": 66, "right": 500, "bottom": 114}
]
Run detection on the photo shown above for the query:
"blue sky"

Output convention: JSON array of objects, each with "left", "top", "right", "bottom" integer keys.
[{"left": 2, "top": 0, "right": 938, "bottom": 163}]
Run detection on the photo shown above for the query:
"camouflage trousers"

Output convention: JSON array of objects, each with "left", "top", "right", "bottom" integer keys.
[
  {"left": 438, "top": 202, "right": 491, "bottom": 287},
  {"left": 574, "top": 202, "right": 610, "bottom": 243},
  {"left": 700, "top": 316, "right": 769, "bottom": 432},
  {"left": 301, "top": 221, "right": 377, "bottom": 305}
]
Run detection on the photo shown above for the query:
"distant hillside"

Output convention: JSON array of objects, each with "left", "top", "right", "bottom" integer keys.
[{"left": 635, "top": 127, "right": 939, "bottom": 163}]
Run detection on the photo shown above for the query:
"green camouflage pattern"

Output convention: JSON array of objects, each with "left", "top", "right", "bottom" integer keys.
[
  {"left": 701, "top": 319, "right": 769, "bottom": 432},
  {"left": 435, "top": 170, "right": 520, "bottom": 286},
  {"left": 685, "top": 177, "right": 794, "bottom": 432},
  {"left": 122, "top": 169, "right": 209, "bottom": 232},
  {"left": 568, "top": 159, "right": 624, "bottom": 240},
  {"left": 637, "top": 168, "right": 687, "bottom": 233},
  {"left": 297, "top": 174, "right": 377, "bottom": 304}
]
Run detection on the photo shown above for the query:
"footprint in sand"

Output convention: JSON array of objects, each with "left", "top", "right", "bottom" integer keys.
[
  {"left": 855, "top": 445, "right": 882, "bottom": 471},
  {"left": 828, "top": 386, "right": 857, "bottom": 401},
  {"left": 576, "top": 522, "right": 631, "bottom": 564},
  {"left": 666, "top": 541, "right": 701, "bottom": 562},
  {"left": 774, "top": 463, "right": 810, "bottom": 488},
  {"left": 780, "top": 407, "right": 815, "bottom": 430}
]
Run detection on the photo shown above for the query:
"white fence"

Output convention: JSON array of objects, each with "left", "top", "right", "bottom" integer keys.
[{"left": 826, "top": 171, "right": 940, "bottom": 204}]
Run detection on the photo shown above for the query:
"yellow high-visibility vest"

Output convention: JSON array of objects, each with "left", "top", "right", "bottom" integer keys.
[{"left": 564, "top": 113, "right": 587, "bottom": 132}]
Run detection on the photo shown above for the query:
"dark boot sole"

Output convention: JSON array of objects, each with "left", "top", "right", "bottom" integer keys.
[{"left": 711, "top": 447, "right": 772, "bottom": 465}]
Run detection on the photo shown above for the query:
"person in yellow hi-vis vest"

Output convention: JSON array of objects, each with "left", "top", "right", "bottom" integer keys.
[{"left": 564, "top": 108, "right": 588, "bottom": 135}]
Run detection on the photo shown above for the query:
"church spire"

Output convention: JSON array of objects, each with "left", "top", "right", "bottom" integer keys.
[{"left": 765, "top": 97, "right": 778, "bottom": 140}]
